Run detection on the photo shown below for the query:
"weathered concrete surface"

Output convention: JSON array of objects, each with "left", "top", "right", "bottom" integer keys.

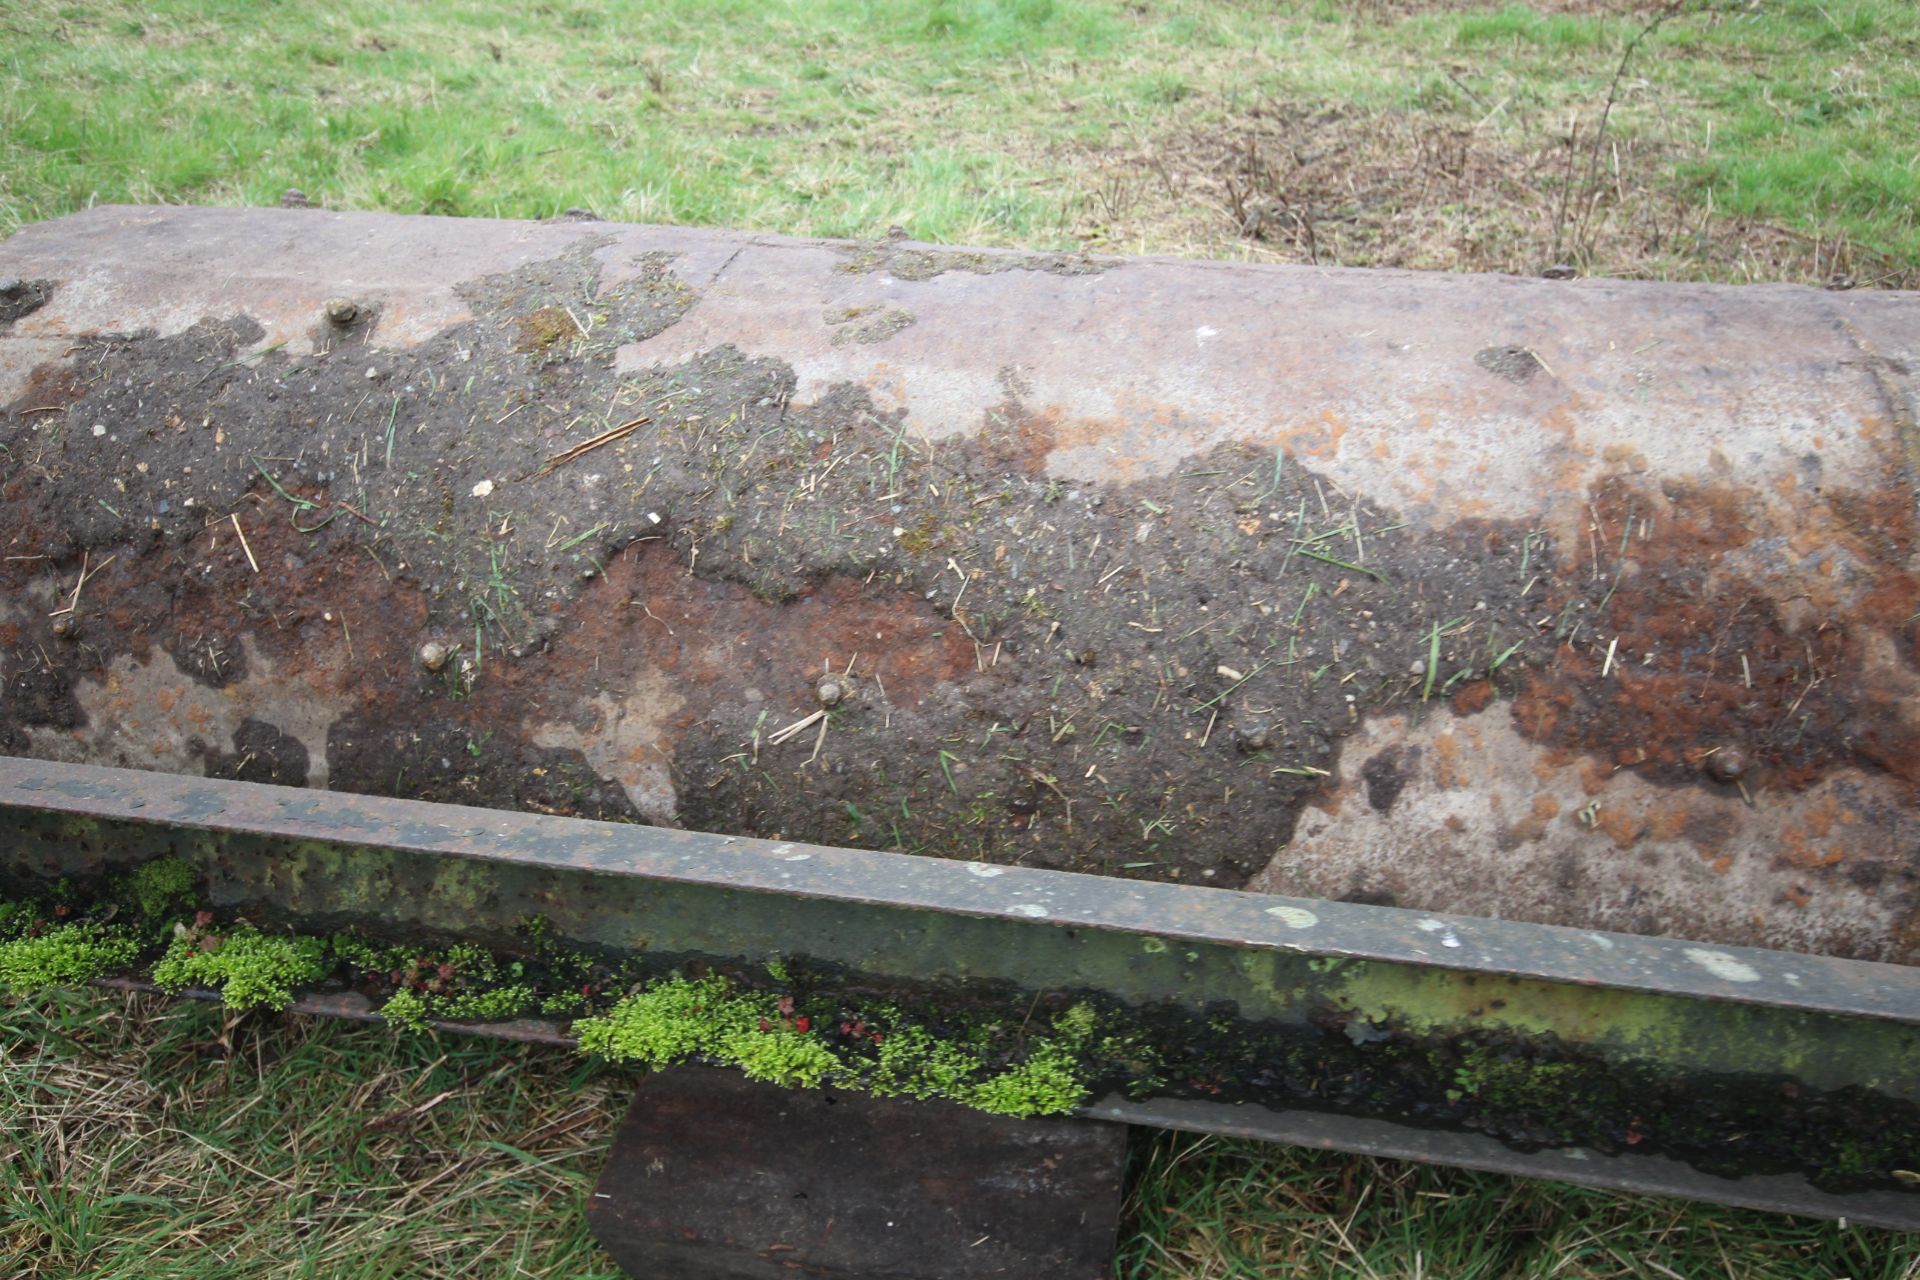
[{"left": 1, "top": 206, "right": 1916, "bottom": 963}]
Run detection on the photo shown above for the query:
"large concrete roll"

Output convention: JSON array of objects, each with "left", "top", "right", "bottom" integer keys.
[{"left": 2, "top": 206, "right": 1915, "bottom": 962}]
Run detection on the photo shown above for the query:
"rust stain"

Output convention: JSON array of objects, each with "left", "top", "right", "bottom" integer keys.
[
  {"left": 1449, "top": 679, "right": 1494, "bottom": 717},
  {"left": 1426, "top": 732, "right": 1459, "bottom": 790},
  {"left": 531, "top": 547, "right": 975, "bottom": 711},
  {"left": 1511, "top": 474, "right": 1920, "bottom": 798},
  {"left": 4, "top": 361, "right": 86, "bottom": 416}
]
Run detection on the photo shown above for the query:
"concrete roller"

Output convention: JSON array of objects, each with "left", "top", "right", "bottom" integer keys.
[{"left": 2, "top": 205, "right": 1915, "bottom": 963}]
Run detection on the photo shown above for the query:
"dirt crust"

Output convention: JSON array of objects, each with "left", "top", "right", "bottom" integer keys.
[{"left": 2, "top": 244, "right": 1915, "bottom": 932}]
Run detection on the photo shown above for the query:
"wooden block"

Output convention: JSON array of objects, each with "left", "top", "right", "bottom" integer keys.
[{"left": 587, "top": 1067, "right": 1127, "bottom": 1280}]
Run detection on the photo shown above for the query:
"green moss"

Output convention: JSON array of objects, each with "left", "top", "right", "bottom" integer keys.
[
  {"left": 0, "top": 924, "right": 141, "bottom": 994},
  {"left": 1453, "top": 1047, "right": 1587, "bottom": 1112},
  {"left": 574, "top": 974, "right": 737, "bottom": 1067},
  {"left": 966, "top": 1040, "right": 1088, "bottom": 1117},
  {"left": 382, "top": 983, "right": 537, "bottom": 1033},
  {"left": 573, "top": 976, "right": 1102, "bottom": 1117},
  {"left": 117, "top": 857, "right": 196, "bottom": 926},
  {"left": 438, "top": 985, "right": 537, "bottom": 1023},
  {"left": 0, "top": 901, "right": 36, "bottom": 939},
  {"left": 725, "top": 1024, "right": 839, "bottom": 1088},
  {"left": 379, "top": 987, "right": 433, "bottom": 1032},
  {"left": 151, "top": 928, "right": 328, "bottom": 1012},
  {"left": 867, "top": 1025, "right": 986, "bottom": 1100},
  {"left": 1052, "top": 1002, "right": 1099, "bottom": 1045}
]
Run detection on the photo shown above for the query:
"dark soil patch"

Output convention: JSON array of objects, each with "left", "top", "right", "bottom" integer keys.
[
  {"left": 0, "top": 278, "right": 55, "bottom": 326},
  {"left": 198, "top": 717, "right": 311, "bottom": 786}
]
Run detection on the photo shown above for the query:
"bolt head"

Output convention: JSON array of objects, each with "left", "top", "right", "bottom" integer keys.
[
  {"left": 1703, "top": 746, "right": 1749, "bottom": 785},
  {"left": 418, "top": 641, "right": 451, "bottom": 672},
  {"left": 815, "top": 677, "right": 847, "bottom": 708},
  {"left": 323, "top": 296, "right": 358, "bottom": 325}
]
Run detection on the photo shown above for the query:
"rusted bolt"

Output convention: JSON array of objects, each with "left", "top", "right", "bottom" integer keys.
[
  {"left": 1235, "top": 724, "right": 1271, "bottom": 753},
  {"left": 50, "top": 615, "right": 78, "bottom": 640},
  {"left": 323, "top": 297, "right": 358, "bottom": 326},
  {"left": 418, "top": 641, "right": 451, "bottom": 672},
  {"left": 815, "top": 677, "right": 847, "bottom": 708},
  {"left": 1703, "top": 746, "right": 1749, "bottom": 785},
  {"left": 1542, "top": 263, "right": 1578, "bottom": 280},
  {"left": 1074, "top": 648, "right": 1097, "bottom": 666}
]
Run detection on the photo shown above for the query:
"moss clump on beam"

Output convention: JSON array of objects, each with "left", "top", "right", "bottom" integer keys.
[
  {"left": 151, "top": 923, "right": 330, "bottom": 1013},
  {"left": 0, "top": 869, "right": 1114, "bottom": 1117},
  {"left": 0, "top": 919, "right": 142, "bottom": 992},
  {"left": 572, "top": 974, "right": 1102, "bottom": 1114}
]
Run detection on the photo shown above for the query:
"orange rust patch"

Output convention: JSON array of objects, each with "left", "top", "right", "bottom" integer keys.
[
  {"left": 1511, "top": 475, "right": 1920, "bottom": 797},
  {"left": 5, "top": 361, "right": 86, "bottom": 416},
  {"left": 1596, "top": 805, "right": 1641, "bottom": 849},
  {"left": 1431, "top": 731, "right": 1468, "bottom": 789},
  {"left": 1645, "top": 803, "right": 1688, "bottom": 842},
  {"left": 975, "top": 401, "right": 1137, "bottom": 478},
  {"left": 46, "top": 490, "right": 434, "bottom": 730},
  {"left": 491, "top": 544, "right": 974, "bottom": 724},
  {"left": 1502, "top": 792, "right": 1560, "bottom": 844},
  {"left": 1285, "top": 410, "right": 1349, "bottom": 462},
  {"left": 1449, "top": 678, "right": 1494, "bottom": 717}
]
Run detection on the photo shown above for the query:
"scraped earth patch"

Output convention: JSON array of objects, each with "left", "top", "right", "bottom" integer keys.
[{"left": 1067, "top": 97, "right": 1914, "bottom": 289}]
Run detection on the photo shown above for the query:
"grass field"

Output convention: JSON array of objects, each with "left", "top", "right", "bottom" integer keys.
[
  {"left": 3, "top": 0, "right": 1917, "bottom": 284},
  {"left": 5, "top": 1, "right": 1920, "bottom": 1277}
]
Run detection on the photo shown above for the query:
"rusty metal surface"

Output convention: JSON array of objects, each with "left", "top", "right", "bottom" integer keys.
[
  {"left": 588, "top": 1066, "right": 1126, "bottom": 1279},
  {"left": 2, "top": 205, "right": 1918, "bottom": 965}
]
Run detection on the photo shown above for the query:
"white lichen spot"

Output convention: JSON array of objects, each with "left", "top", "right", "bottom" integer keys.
[
  {"left": 1265, "top": 905, "right": 1319, "bottom": 930},
  {"left": 1415, "top": 918, "right": 1445, "bottom": 932},
  {"left": 1009, "top": 903, "right": 1049, "bottom": 918},
  {"left": 1683, "top": 947, "right": 1761, "bottom": 983},
  {"left": 966, "top": 863, "right": 1007, "bottom": 878},
  {"left": 471, "top": 479, "right": 495, "bottom": 498},
  {"left": 1195, "top": 325, "right": 1219, "bottom": 345},
  {"left": 1585, "top": 932, "right": 1617, "bottom": 950}
]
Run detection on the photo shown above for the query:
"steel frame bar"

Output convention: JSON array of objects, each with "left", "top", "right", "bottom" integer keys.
[{"left": 7, "top": 756, "right": 1920, "bottom": 1229}]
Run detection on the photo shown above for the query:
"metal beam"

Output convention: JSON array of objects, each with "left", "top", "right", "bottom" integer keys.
[{"left": 6, "top": 756, "right": 1919, "bottom": 1227}]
